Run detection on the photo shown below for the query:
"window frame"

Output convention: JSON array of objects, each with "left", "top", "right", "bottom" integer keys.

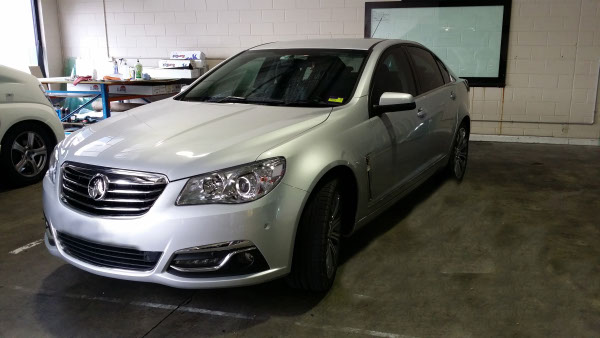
[
  {"left": 435, "top": 57, "right": 451, "bottom": 84},
  {"left": 176, "top": 48, "right": 375, "bottom": 107},
  {"left": 403, "top": 44, "right": 447, "bottom": 96},
  {"left": 31, "top": 0, "right": 46, "bottom": 77},
  {"left": 368, "top": 44, "right": 420, "bottom": 118},
  {"left": 364, "top": 0, "right": 512, "bottom": 87}
]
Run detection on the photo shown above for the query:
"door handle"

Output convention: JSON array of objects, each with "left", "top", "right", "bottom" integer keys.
[
  {"left": 450, "top": 91, "right": 456, "bottom": 100},
  {"left": 417, "top": 108, "right": 426, "bottom": 118}
]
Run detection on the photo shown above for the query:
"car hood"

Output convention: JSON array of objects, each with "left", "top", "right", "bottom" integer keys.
[{"left": 60, "top": 99, "right": 331, "bottom": 180}]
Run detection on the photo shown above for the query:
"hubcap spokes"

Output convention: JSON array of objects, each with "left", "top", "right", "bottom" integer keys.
[
  {"left": 454, "top": 128, "right": 468, "bottom": 177},
  {"left": 11, "top": 132, "right": 47, "bottom": 178},
  {"left": 326, "top": 193, "right": 341, "bottom": 278}
]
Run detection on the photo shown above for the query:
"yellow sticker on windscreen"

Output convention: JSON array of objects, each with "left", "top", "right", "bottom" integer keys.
[{"left": 328, "top": 97, "right": 344, "bottom": 103}]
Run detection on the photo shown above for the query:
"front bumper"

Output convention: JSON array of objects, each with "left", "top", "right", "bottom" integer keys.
[{"left": 42, "top": 174, "right": 307, "bottom": 288}]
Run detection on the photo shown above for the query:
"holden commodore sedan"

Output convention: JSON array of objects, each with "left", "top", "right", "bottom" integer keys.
[{"left": 43, "top": 39, "right": 470, "bottom": 291}]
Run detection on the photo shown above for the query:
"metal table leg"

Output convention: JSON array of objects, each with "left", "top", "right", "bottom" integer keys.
[{"left": 101, "top": 83, "right": 111, "bottom": 118}]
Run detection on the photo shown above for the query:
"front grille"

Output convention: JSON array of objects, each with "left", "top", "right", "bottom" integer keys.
[
  {"left": 60, "top": 162, "right": 168, "bottom": 217},
  {"left": 57, "top": 232, "right": 162, "bottom": 271}
]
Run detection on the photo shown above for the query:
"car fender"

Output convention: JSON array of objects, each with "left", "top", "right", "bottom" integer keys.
[
  {"left": 0, "top": 103, "right": 65, "bottom": 152},
  {"left": 256, "top": 97, "right": 377, "bottom": 239}
]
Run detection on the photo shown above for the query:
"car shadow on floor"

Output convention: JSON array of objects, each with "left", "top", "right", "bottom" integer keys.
[
  {"left": 34, "top": 265, "right": 325, "bottom": 336},
  {"left": 32, "top": 172, "right": 450, "bottom": 335},
  {"left": 339, "top": 171, "right": 448, "bottom": 265}
]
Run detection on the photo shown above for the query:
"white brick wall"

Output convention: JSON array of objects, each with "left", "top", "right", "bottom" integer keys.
[
  {"left": 53, "top": 0, "right": 600, "bottom": 140},
  {"left": 468, "top": 0, "right": 600, "bottom": 140}
]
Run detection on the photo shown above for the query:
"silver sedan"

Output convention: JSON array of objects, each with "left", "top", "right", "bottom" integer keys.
[{"left": 43, "top": 38, "right": 470, "bottom": 291}]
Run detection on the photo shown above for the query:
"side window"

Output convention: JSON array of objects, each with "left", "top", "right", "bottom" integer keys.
[
  {"left": 405, "top": 46, "right": 445, "bottom": 94},
  {"left": 436, "top": 59, "right": 451, "bottom": 84},
  {"left": 371, "top": 47, "right": 417, "bottom": 105}
]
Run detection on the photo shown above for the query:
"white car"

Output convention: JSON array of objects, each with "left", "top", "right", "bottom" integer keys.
[{"left": 0, "top": 65, "right": 64, "bottom": 186}]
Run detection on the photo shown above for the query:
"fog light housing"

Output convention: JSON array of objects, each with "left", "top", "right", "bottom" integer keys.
[
  {"left": 171, "top": 251, "right": 229, "bottom": 270},
  {"left": 168, "top": 240, "right": 269, "bottom": 277}
]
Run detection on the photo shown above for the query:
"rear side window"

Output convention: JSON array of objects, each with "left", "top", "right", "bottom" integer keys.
[
  {"left": 405, "top": 46, "right": 445, "bottom": 94},
  {"left": 436, "top": 59, "right": 451, "bottom": 84}
]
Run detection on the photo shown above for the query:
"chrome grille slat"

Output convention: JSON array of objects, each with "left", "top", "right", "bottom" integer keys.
[
  {"left": 62, "top": 194, "right": 152, "bottom": 212},
  {"left": 110, "top": 188, "right": 163, "bottom": 195},
  {"left": 60, "top": 162, "right": 167, "bottom": 217},
  {"left": 62, "top": 185, "right": 156, "bottom": 204},
  {"left": 102, "top": 198, "right": 156, "bottom": 203},
  {"left": 65, "top": 166, "right": 93, "bottom": 177},
  {"left": 111, "top": 179, "right": 161, "bottom": 185},
  {"left": 62, "top": 176, "right": 88, "bottom": 189},
  {"left": 62, "top": 185, "right": 92, "bottom": 199}
]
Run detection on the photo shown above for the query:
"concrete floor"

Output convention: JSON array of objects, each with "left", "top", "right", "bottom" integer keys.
[{"left": 1, "top": 141, "right": 599, "bottom": 337}]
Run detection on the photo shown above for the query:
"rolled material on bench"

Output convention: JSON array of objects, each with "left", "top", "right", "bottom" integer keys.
[{"left": 91, "top": 101, "right": 145, "bottom": 112}]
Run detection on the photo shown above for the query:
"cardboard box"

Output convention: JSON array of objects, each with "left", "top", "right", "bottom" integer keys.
[
  {"left": 159, "top": 59, "right": 192, "bottom": 69},
  {"left": 158, "top": 59, "right": 206, "bottom": 69},
  {"left": 169, "top": 51, "right": 206, "bottom": 60},
  {"left": 145, "top": 67, "right": 204, "bottom": 79}
]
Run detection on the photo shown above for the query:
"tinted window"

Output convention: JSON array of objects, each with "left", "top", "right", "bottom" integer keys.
[
  {"left": 181, "top": 49, "right": 367, "bottom": 107},
  {"left": 436, "top": 59, "right": 451, "bottom": 84},
  {"left": 405, "top": 46, "right": 445, "bottom": 94},
  {"left": 371, "top": 47, "right": 417, "bottom": 105}
]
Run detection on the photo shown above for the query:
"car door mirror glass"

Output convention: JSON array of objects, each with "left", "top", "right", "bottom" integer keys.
[{"left": 374, "top": 92, "right": 416, "bottom": 114}]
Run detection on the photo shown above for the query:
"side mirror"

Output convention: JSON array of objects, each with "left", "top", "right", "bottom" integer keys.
[
  {"left": 180, "top": 85, "right": 190, "bottom": 93},
  {"left": 373, "top": 92, "right": 416, "bottom": 114}
]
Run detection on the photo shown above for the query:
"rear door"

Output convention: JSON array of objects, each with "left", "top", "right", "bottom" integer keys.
[
  {"left": 404, "top": 46, "right": 454, "bottom": 166},
  {"left": 433, "top": 57, "right": 460, "bottom": 157}
]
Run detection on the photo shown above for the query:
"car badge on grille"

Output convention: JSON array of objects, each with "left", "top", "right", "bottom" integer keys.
[{"left": 88, "top": 174, "right": 109, "bottom": 201}]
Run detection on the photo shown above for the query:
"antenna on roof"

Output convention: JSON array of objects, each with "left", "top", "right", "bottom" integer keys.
[{"left": 371, "top": 16, "right": 384, "bottom": 38}]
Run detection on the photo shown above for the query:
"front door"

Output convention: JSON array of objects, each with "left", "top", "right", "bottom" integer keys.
[{"left": 367, "top": 46, "right": 427, "bottom": 202}]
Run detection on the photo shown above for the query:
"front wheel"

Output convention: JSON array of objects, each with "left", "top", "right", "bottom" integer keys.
[
  {"left": 0, "top": 124, "right": 54, "bottom": 186},
  {"left": 287, "top": 178, "right": 343, "bottom": 292},
  {"left": 447, "top": 123, "right": 469, "bottom": 181}
]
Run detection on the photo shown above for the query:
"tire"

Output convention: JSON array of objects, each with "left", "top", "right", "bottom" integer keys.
[
  {"left": 447, "top": 122, "right": 469, "bottom": 181},
  {"left": 287, "top": 178, "right": 343, "bottom": 292},
  {"left": 0, "top": 123, "right": 55, "bottom": 187}
]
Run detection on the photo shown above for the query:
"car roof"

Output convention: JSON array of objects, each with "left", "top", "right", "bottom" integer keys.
[{"left": 250, "top": 38, "right": 388, "bottom": 51}]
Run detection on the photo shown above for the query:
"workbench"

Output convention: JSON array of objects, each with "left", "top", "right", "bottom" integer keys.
[{"left": 39, "top": 77, "right": 184, "bottom": 121}]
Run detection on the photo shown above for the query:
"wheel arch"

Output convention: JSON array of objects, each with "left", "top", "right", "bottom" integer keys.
[
  {"left": 1, "top": 119, "right": 59, "bottom": 150},
  {"left": 461, "top": 115, "right": 471, "bottom": 132},
  {"left": 294, "top": 163, "right": 360, "bottom": 237},
  {"left": 315, "top": 165, "right": 359, "bottom": 236}
]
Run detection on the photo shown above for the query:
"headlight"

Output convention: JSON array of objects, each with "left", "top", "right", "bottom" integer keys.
[
  {"left": 48, "top": 144, "right": 60, "bottom": 184},
  {"left": 176, "top": 157, "right": 286, "bottom": 205}
]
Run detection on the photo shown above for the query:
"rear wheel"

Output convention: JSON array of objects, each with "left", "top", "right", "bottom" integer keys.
[
  {"left": 287, "top": 178, "right": 343, "bottom": 292},
  {"left": 447, "top": 123, "right": 469, "bottom": 181},
  {"left": 0, "top": 123, "right": 54, "bottom": 186}
]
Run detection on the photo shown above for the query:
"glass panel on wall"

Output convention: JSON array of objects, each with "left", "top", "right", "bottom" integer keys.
[{"left": 366, "top": 2, "right": 510, "bottom": 87}]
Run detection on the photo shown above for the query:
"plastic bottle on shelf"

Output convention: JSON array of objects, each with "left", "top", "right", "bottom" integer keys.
[{"left": 135, "top": 60, "right": 143, "bottom": 80}]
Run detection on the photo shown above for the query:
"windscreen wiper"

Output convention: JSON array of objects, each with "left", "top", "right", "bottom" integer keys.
[
  {"left": 209, "top": 96, "right": 284, "bottom": 106},
  {"left": 280, "top": 99, "right": 338, "bottom": 107},
  {"left": 212, "top": 95, "right": 247, "bottom": 103}
]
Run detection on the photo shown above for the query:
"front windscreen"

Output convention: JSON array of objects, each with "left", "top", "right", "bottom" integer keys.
[{"left": 179, "top": 49, "right": 368, "bottom": 107}]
